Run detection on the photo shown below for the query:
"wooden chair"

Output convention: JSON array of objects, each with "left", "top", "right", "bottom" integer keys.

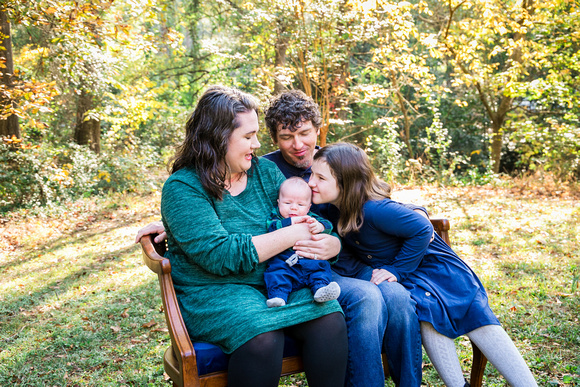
[{"left": 140, "top": 218, "right": 488, "bottom": 387}]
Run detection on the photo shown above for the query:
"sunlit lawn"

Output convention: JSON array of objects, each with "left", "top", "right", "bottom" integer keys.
[{"left": 1, "top": 185, "right": 578, "bottom": 386}]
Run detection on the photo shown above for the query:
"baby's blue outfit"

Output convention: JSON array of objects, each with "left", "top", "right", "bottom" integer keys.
[{"left": 264, "top": 208, "right": 333, "bottom": 302}]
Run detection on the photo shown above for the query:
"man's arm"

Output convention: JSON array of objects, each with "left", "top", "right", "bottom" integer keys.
[{"left": 135, "top": 221, "right": 166, "bottom": 244}]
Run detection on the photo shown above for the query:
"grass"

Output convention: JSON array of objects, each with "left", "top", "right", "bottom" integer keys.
[{"left": 1, "top": 185, "right": 579, "bottom": 386}]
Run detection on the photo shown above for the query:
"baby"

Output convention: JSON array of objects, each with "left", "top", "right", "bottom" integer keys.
[{"left": 264, "top": 177, "right": 340, "bottom": 307}]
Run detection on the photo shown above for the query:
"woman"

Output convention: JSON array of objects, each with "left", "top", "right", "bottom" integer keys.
[
  {"left": 308, "top": 142, "right": 537, "bottom": 387},
  {"left": 161, "top": 86, "right": 347, "bottom": 387}
]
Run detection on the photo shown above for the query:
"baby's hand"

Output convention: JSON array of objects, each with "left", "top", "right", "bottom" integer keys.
[
  {"left": 291, "top": 216, "right": 310, "bottom": 225},
  {"left": 307, "top": 217, "right": 325, "bottom": 234}
]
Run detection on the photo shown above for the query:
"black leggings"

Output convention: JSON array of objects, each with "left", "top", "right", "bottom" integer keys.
[{"left": 228, "top": 312, "right": 348, "bottom": 387}]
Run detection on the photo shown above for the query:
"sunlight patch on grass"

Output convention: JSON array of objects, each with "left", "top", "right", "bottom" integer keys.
[{"left": 2, "top": 187, "right": 579, "bottom": 386}]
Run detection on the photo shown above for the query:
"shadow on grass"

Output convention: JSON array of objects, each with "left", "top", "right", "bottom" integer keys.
[
  {"left": 0, "top": 209, "right": 156, "bottom": 272},
  {"left": 1, "top": 250, "right": 170, "bottom": 386},
  {"left": 1, "top": 243, "right": 144, "bottom": 317}
]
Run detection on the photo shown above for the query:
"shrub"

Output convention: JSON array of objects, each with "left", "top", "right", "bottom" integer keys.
[{"left": 0, "top": 139, "right": 163, "bottom": 212}]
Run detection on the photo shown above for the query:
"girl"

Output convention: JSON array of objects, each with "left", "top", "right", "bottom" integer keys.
[{"left": 308, "top": 142, "right": 536, "bottom": 387}]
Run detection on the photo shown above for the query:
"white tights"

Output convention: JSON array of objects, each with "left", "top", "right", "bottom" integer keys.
[{"left": 420, "top": 322, "right": 537, "bottom": 387}]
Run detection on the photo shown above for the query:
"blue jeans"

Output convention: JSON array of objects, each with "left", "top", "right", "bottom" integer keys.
[{"left": 332, "top": 269, "right": 422, "bottom": 387}]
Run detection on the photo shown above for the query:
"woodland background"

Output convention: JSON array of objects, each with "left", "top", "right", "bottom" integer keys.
[
  {"left": 1, "top": 0, "right": 579, "bottom": 386},
  {"left": 1, "top": 0, "right": 579, "bottom": 210}
]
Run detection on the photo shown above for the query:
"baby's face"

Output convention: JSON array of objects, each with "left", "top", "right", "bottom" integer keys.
[{"left": 278, "top": 187, "right": 312, "bottom": 218}]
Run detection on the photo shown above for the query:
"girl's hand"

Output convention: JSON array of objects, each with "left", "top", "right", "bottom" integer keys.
[{"left": 370, "top": 268, "right": 397, "bottom": 285}]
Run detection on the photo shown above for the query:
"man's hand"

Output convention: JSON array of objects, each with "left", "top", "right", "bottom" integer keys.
[
  {"left": 370, "top": 268, "right": 397, "bottom": 285},
  {"left": 293, "top": 233, "right": 340, "bottom": 261},
  {"left": 135, "top": 221, "right": 166, "bottom": 244},
  {"left": 414, "top": 208, "right": 434, "bottom": 242}
]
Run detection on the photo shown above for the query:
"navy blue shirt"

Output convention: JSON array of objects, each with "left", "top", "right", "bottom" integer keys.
[{"left": 262, "top": 150, "right": 314, "bottom": 180}]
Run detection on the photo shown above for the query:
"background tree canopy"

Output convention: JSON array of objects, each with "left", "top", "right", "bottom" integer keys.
[{"left": 1, "top": 0, "right": 579, "bottom": 210}]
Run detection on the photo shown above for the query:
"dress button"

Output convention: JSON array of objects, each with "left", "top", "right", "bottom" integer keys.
[
  {"left": 355, "top": 241, "right": 360, "bottom": 244},
  {"left": 367, "top": 255, "right": 372, "bottom": 259},
  {"left": 425, "top": 292, "right": 431, "bottom": 297}
]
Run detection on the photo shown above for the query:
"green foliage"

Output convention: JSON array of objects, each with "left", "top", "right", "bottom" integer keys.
[
  {"left": 507, "top": 118, "right": 580, "bottom": 180},
  {"left": 365, "top": 117, "right": 406, "bottom": 182},
  {"left": 95, "top": 144, "right": 162, "bottom": 194},
  {"left": 0, "top": 140, "right": 161, "bottom": 212},
  {"left": 3, "top": 0, "right": 580, "bottom": 211},
  {"left": 0, "top": 142, "right": 84, "bottom": 209}
]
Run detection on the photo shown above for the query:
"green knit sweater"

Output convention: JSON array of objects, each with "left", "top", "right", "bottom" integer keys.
[{"left": 161, "top": 157, "right": 342, "bottom": 353}]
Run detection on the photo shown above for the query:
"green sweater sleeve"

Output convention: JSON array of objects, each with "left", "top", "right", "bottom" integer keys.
[
  {"left": 161, "top": 159, "right": 286, "bottom": 284},
  {"left": 161, "top": 171, "right": 261, "bottom": 276}
]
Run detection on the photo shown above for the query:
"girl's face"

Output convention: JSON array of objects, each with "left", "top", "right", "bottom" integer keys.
[
  {"left": 309, "top": 159, "right": 340, "bottom": 206},
  {"left": 225, "top": 110, "right": 261, "bottom": 175}
]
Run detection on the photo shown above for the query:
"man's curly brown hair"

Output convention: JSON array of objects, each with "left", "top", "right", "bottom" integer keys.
[{"left": 264, "top": 90, "right": 322, "bottom": 141}]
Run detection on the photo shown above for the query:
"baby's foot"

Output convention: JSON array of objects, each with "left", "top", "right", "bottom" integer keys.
[
  {"left": 313, "top": 282, "right": 340, "bottom": 302},
  {"left": 266, "top": 297, "right": 286, "bottom": 308}
]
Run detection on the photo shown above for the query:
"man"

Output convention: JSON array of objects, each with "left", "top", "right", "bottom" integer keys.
[{"left": 136, "top": 90, "right": 422, "bottom": 387}]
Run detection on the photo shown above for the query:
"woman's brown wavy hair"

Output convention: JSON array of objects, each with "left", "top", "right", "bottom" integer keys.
[
  {"left": 170, "top": 85, "right": 259, "bottom": 200},
  {"left": 314, "top": 143, "right": 391, "bottom": 235}
]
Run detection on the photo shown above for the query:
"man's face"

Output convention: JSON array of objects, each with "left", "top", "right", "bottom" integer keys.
[{"left": 274, "top": 120, "right": 320, "bottom": 169}]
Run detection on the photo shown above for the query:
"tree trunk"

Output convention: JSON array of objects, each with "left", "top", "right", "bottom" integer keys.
[
  {"left": 391, "top": 71, "right": 414, "bottom": 159},
  {"left": 273, "top": 33, "right": 288, "bottom": 95},
  {"left": 490, "top": 122, "right": 502, "bottom": 173},
  {"left": 74, "top": 89, "right": 101, "bottom": 153},
  {"left": 0, "top": 9, "right": 20, "bottom": 139}
]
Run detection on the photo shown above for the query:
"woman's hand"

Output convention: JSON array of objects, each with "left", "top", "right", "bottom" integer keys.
[
  {"left": 370, "top": 268, "right": 397, "bottom": 285},
  {"left": 293, "top": 233, "right": 341, "bottom": 261},
  {"left": 135, "top": 221, "right": 167, "bottom": 244}
]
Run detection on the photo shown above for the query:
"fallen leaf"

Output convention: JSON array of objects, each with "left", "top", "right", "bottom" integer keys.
[
  {"left": 110, "top": 326, "right": 121, "bottom": 333},
  {"left": 142, "top": 320, "right": 157, "bottom": 328}
]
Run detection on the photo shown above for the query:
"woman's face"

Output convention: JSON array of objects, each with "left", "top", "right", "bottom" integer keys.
[
  {"left": 309, "top": 159, "right": 340, "bottom": 206},
  {"left": 225, "top": 110, "right": 261, "bottom": 175}
]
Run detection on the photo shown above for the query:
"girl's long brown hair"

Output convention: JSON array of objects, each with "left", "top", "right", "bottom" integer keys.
[
  {"left": 314, "top": 143, "right": 391, "bottom": 235},
  {"left": 171, "top": 85, "right": 259, "bottom": 200}
]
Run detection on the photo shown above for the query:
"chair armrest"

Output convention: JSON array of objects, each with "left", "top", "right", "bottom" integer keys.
[
  {"left": 429, "top": 218, "right": 451, "bottom": 246},
  {"left": 140, "top": 235, "right": 199, "bottom": 384}
]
